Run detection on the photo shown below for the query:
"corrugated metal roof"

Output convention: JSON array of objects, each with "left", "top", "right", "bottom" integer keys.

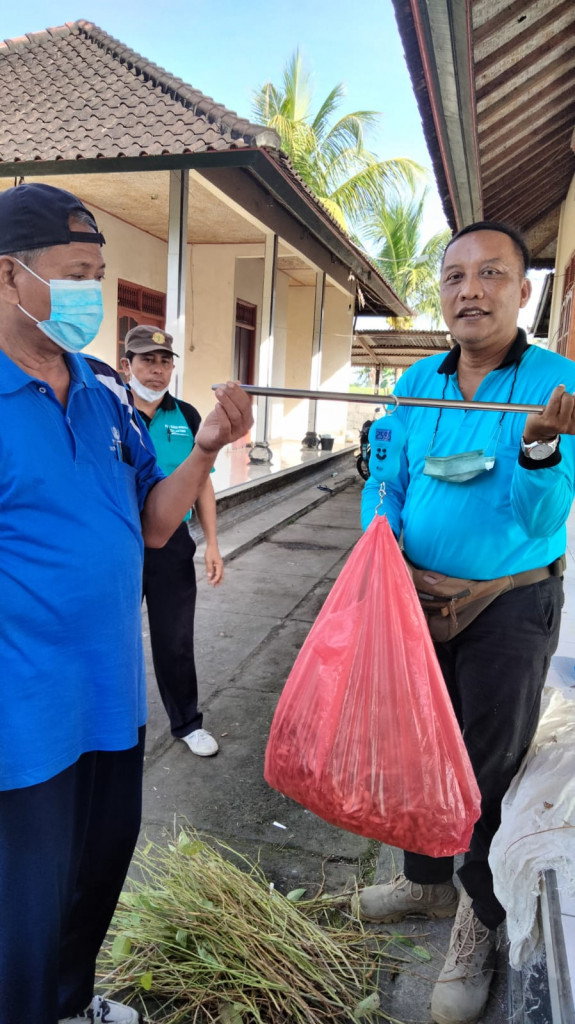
[{"left": 352, "top": 328, "right": 451, "bottom": 367}]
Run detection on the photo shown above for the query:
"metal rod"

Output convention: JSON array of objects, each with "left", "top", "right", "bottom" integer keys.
[{"left": 212, "top": 383, "right": 546, "bottom": 415}]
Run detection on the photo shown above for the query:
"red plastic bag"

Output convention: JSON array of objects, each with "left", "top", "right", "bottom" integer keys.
[{"left": 264, "top": 514, "right": 481, "bottom": 857}]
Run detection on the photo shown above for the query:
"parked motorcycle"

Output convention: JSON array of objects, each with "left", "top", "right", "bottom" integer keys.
[{"left": 356, "top": 417, "right": 374, "bottom": 480}]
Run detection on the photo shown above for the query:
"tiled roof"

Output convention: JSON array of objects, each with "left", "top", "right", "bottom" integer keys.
[
  {"left": 0, "top": 19, "right": 410, "bottom": 317},
  {"left": 0, "top": 19, "right": 280, "bottom": 162}
]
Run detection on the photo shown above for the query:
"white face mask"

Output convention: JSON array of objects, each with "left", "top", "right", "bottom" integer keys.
[{"left": 129, "top": 369, "right": 170, "bottom": 404}]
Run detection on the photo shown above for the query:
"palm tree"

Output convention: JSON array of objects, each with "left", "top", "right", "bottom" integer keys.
[
  {"left": 252, "top": 50, "right": 422, "bottom": 232},
  {"left": 364, "top": 188, "right": 451, "bottom": 326}
]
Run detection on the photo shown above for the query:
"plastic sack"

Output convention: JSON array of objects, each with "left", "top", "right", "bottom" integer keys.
[
  {"left": 265, "top": 514, "right": 481, "bottom": 857},
  {"left": 489, "top": 686, "right": 575, "bottom": 969}
]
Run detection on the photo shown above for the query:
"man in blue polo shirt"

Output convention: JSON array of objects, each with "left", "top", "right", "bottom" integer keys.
[
  {"left": 0, "top": 183, "right": 252, "bottom": 1024},
  {"left": 120, "top": 324, "right": 222, "bottom": 758},
  {"left": 354, "top": 222, "right": 575, "bottom": 1024}
]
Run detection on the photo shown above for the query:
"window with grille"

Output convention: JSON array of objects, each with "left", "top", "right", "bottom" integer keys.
[
  {"left": 233, "top": 299, "right": 256, "bottom": 385},
  {"left": 236, "top": 301, "right": 257, "bottom": 329},
  {"left": 117, "top": 279, "right": 166, "bottom": 369}
]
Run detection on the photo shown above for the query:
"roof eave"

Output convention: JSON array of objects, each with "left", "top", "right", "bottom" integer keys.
[
  {"left": 248, "top": 150, "right": 412, "bottom": 318},
  {"left": 392, "top": 0, "right": 482, "bottom": 230},
  {"left": 0, "top": 148, "right": 410, "bottom": 317}
]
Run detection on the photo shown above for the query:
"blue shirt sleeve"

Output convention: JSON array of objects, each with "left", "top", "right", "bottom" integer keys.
[
  {"left": 511, "top": 435, "right": 575, "bottom": 538},
  {"left": 123, "top": 406, "right": 165, "bottom": 512},
  {"left": 360, "top": 381, "right": 411, "bottom": 536}
]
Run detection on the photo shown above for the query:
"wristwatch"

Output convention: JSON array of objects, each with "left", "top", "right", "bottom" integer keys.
[{"left": 520, "top": 435, "right": 560, "bottom": 461}]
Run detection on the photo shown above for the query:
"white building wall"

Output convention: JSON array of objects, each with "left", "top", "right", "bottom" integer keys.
[{"left": 84, "top": 210, "right": 167, "bottom": 368}]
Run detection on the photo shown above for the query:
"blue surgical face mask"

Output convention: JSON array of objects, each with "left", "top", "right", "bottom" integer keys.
[
  {"left": 424, "top": 450, "right": 496, "bottom": 483},
  {"left": 14, "top": 258, "right": 104, "bottom": 353}
]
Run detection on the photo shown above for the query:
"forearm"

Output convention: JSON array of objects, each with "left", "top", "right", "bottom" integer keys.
[
  {"left": 141, "top": 445, "right": 216, "bottom": 547},
  {"left": 194, "top": 478, "right": 218, "bottom": 546}
]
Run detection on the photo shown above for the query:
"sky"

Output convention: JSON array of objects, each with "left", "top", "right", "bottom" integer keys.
[
  {"left": 1, "top": 1, "right": 543, "bottom": 329},
  {"left": 1, "top": 0, "right": 449, "bottom": 241}
]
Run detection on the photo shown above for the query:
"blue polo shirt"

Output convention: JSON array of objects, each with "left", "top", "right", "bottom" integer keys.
[
  {"left": 361, "top": 333, "right": 575, "bottom": 578},
  {"left": 0, "top": 351, "right": 164, "bottom": 790}
]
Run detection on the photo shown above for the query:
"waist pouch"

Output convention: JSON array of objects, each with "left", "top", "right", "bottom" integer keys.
[{"left": 404, "top": 554, "right": 566, "bottom": 643}]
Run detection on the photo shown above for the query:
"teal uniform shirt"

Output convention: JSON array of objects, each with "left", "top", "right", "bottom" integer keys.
[
  {"left": 361, "top": 330, "right": 575, "bottom": 579},
  {"left": 138, "top": 393, "right": 202, "bottom": 522}
]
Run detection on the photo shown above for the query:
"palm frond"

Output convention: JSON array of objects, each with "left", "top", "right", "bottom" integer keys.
[{"left": 310, "top": 83, "right": 347, "bottom": 139}]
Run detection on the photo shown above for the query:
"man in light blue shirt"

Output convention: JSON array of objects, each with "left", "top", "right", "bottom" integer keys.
[
  {"left": 355, "top": 222, "right": 575, "bottom": 1024},
  {"left": 0, "top": 183, "right": 252, "bottom": 1024}
]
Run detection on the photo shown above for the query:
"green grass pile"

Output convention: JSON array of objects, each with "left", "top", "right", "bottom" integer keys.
[{"left": 98, "top": 829, "right": 404, "bottom": 1023}]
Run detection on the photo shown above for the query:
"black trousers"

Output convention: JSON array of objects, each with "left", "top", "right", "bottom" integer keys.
[
  {"left": 0, "top": 729, "right": 145, "bottom": 1024},
  {"left": 143, "top": 522, "right": 202, "bottom": 737},
  {"left": 403, "top": 577, "right": 564, "bottom": 930}
]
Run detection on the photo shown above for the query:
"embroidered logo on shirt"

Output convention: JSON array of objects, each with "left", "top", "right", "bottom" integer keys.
[{"left": 165, "top": 424, "right": 189, "bottom": 436}]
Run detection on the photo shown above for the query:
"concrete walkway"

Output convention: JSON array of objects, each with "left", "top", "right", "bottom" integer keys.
[{"left": 141, "top": 464, "right": 370, "bottom": 899}]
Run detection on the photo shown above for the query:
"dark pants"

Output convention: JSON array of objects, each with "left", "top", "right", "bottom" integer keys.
[
  {"left": 143, "top": 522, "right": 202, "bottom": 738},
  {"left": 403, "top": 577, "right": 563, "bottom": 930},
  {"left": 0, "top": 729, "right": 145, "bottom": 1024}
]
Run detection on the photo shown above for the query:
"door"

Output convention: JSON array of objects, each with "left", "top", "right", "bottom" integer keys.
[{"left": 233, "top": 301, "right": 257, "bottom": 447}]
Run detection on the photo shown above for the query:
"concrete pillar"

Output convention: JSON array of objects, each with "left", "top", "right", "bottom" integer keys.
[
  {"left": 307, "top": 270, "right": 326, "bottom": 434},
  {"left": 165, "top": 169, "right": 189, "bottom": 398},
  {"left": 254, "top": 232, "right": 278, "bottom": 444}
]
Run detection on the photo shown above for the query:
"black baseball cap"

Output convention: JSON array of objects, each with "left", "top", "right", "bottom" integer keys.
[{"left": 0, "top": 182, "right": 105, "bottom": 254}]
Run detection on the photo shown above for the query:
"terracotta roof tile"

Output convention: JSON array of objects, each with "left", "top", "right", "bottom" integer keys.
[
  {"left": 0, "top": 19, "right": 280, "bottom": 164},
  {"left": 0, "top": 18, "right": 410, "bottom": 316}
]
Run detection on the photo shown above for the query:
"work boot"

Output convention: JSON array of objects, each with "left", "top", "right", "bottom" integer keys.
[
  {"left": 351, "top": 873, "right": 458, "bottom": 924},
  {"left": 431, "top": 889, "right": 497, "bottom": 1024}
]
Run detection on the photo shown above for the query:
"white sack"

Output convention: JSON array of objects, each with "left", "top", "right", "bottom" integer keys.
[{"left": 489, "top": 687, "right": 575, "bottom": 970}]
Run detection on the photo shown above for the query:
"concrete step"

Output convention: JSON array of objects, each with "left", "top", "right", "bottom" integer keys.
[{"left": 192, "top": 448, "right": 359, "bottom": 564}]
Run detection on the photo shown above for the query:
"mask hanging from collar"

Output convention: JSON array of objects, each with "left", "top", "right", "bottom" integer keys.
[
  {"left": 423, "top": 449, "right": 496, "bottom": 483},
  {"left": 423, "top": 363, "right": 519, "bottom": 484}
]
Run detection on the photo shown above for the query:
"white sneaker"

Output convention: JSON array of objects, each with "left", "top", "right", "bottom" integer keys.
[
  {"left": 181, "top": 727, "right": 219, "bottom": 756},
  {"left": 59, "top": 994, "right": 141, "bottom": 1022}
]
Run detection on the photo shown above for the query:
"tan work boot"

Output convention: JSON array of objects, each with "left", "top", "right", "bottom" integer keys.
[
  {"left": 351, "top": 873, "right": 458, "bottom": 924},
  {"left": 431, "top": 889, "right": 497, "bottom": 1024}
]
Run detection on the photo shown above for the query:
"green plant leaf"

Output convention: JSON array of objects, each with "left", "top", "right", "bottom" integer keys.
[
  {"left": 175, "top": 929, "right": 189, "bottom": 947},
  {"left": 353, "top": 991, "right": 380, "bottom": 1016},
  {"left": 177, "top": 833, "right": 204, "bottom": 857},
  {"left": 111, "top": 934, "right": 132, "bottom": 962},
  {"left": 196, "top": 944, "right": 219, "bottom": 966},
  {"left": 286, "top": 887, "right": 307, "bottom": 902},
  {"left": 139, "top": 971, "right": 153, "bottom": 991},
  {"left": 220, "top": 1001, "right": 245, "bottom": 1024},
  {"left": 411, "top": 945, "right": 432, "bottom": 961},
  {"left": 195, "top": 896, "right": 215, "bottom": 910}
]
